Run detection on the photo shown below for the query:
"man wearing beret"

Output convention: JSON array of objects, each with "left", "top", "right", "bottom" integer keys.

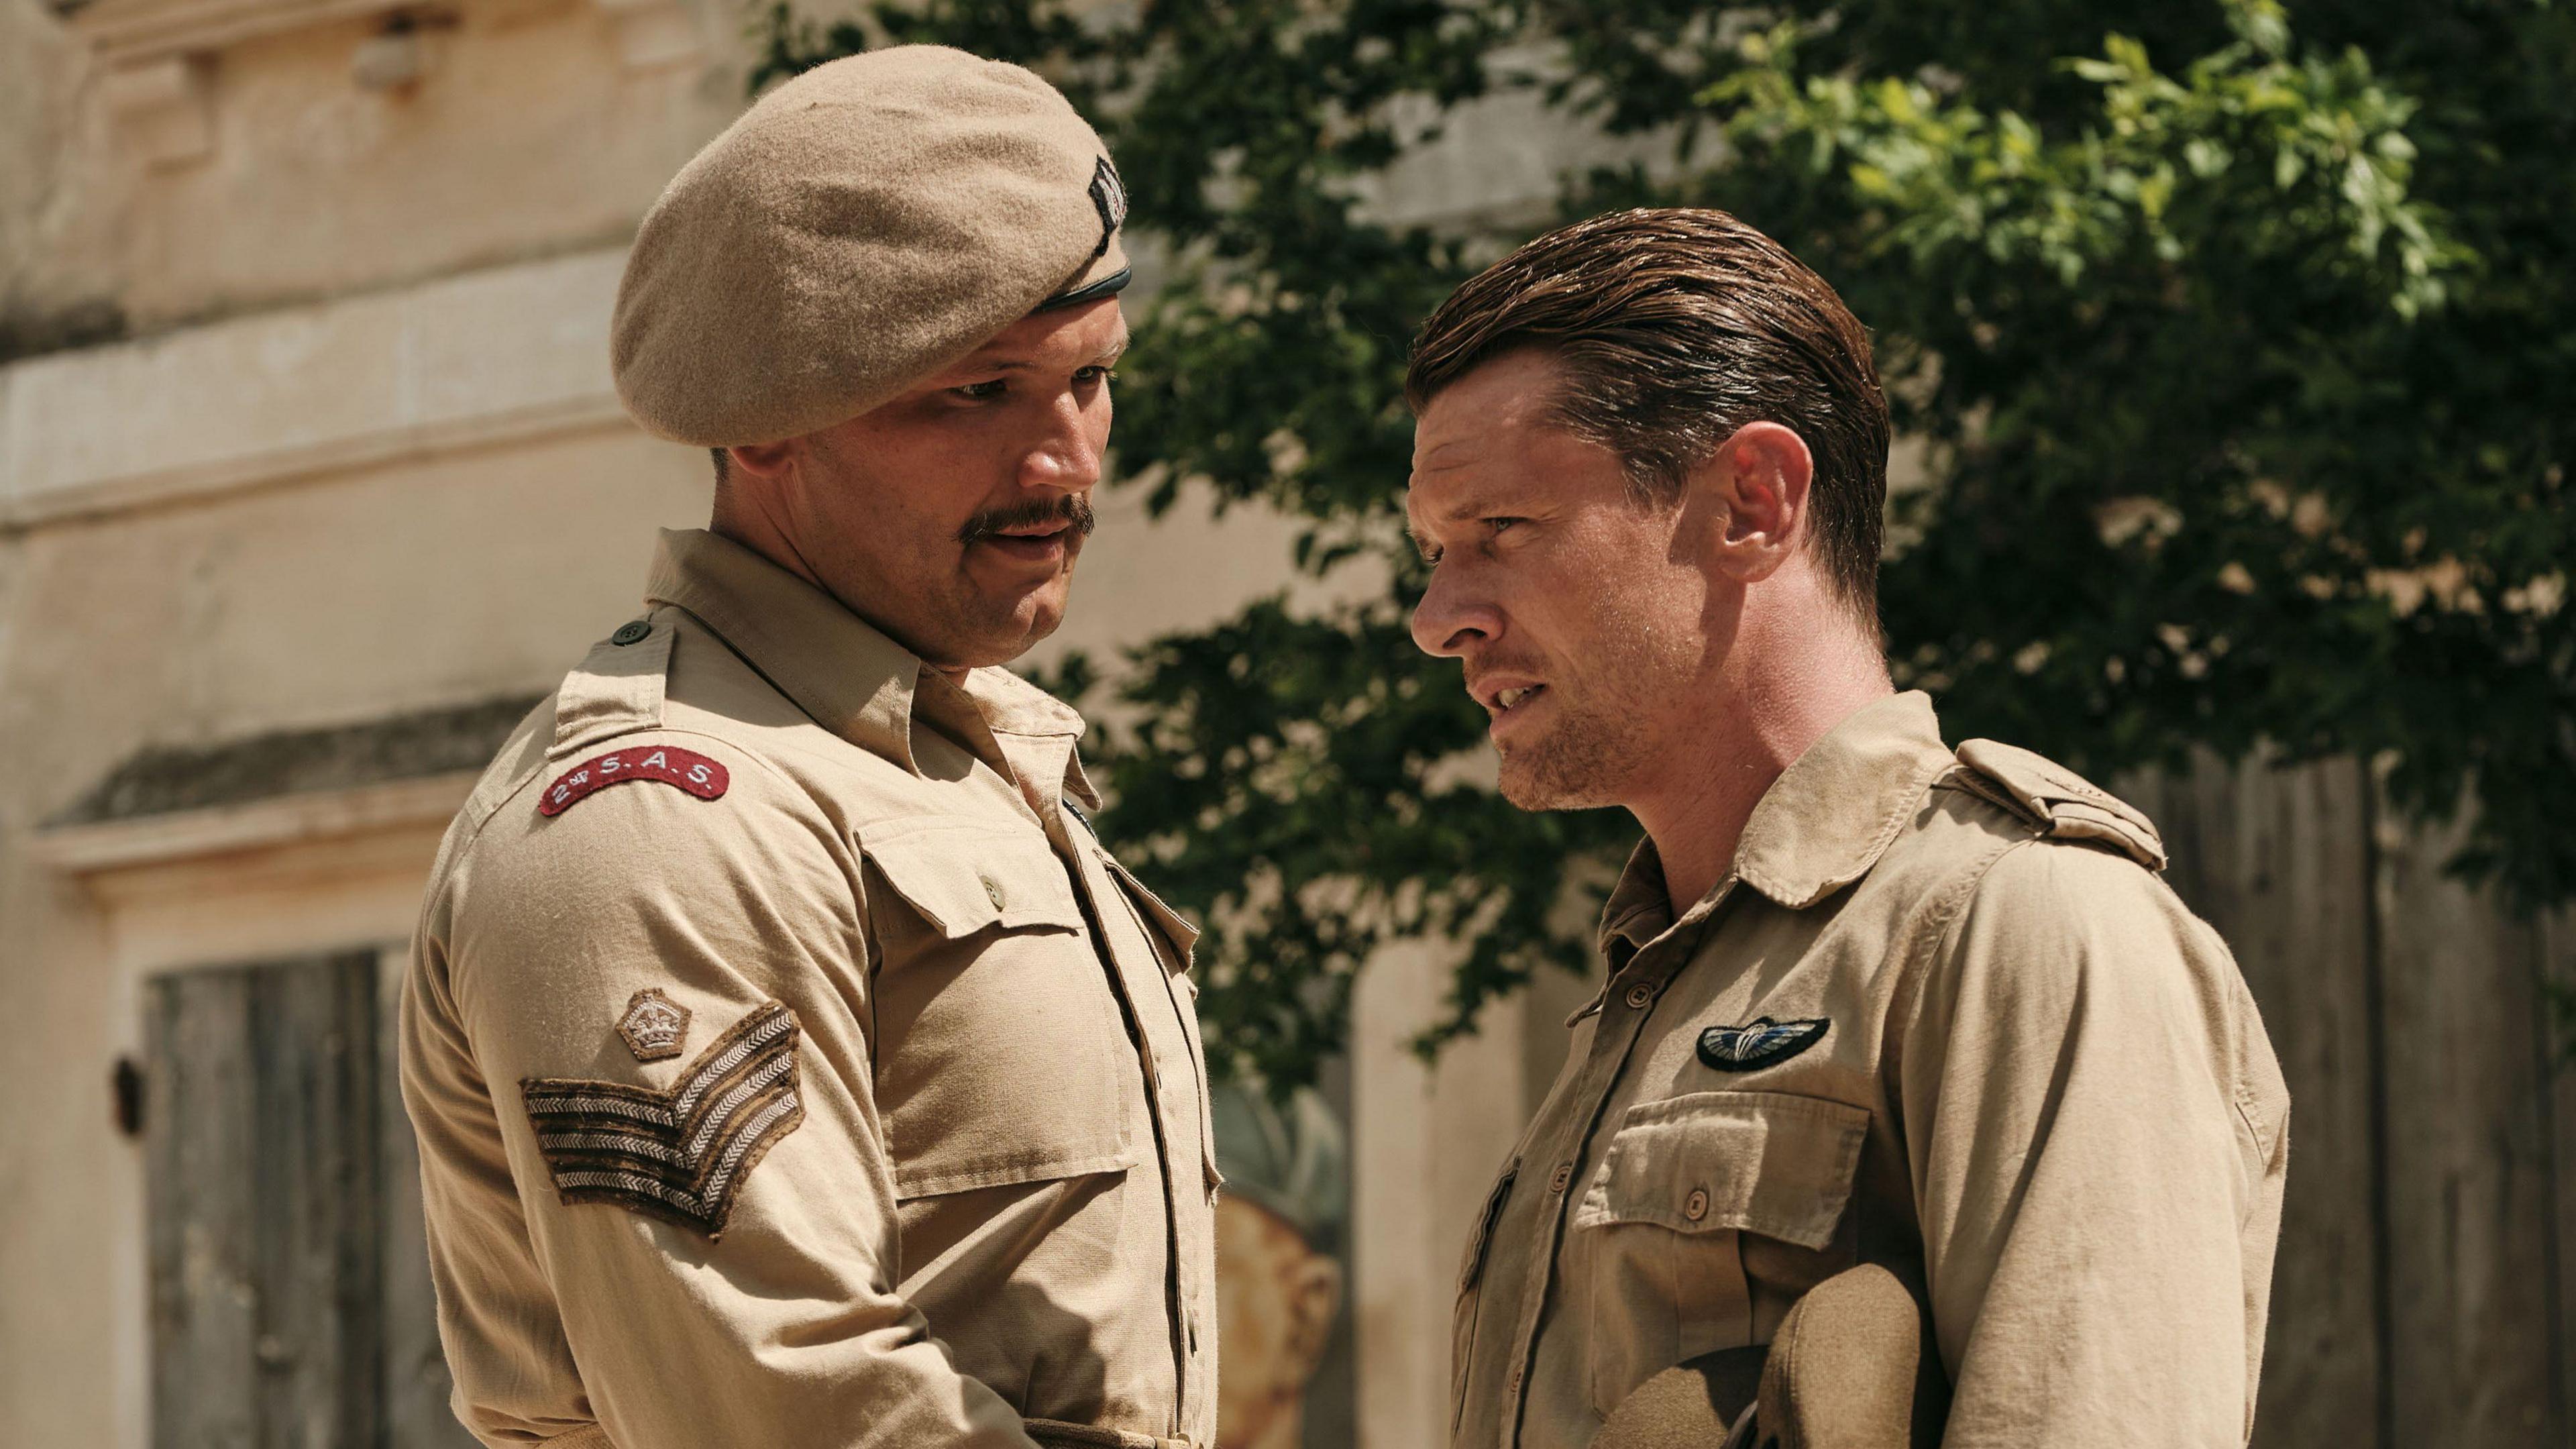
[
  {"left": 1208, "top": 1081, "right": 1347, "bottom": 1449},
  {"left": 400, "top": 48, "right": 1217, "bottom": 1449},
  {"left": 1406, "top": 209, "right": 2290, "bottom": 1447}
]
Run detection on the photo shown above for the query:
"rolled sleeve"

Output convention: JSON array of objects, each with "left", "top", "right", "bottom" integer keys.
[
  {"left": 403, "top": 736, "right": 1040, "bottom": 1449},
  {"left": 1900, "top": 840, "right": 2281, "bottom": 1448}
]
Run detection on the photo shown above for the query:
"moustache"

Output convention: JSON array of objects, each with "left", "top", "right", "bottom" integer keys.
[{"left": 956, "top": 494, "right": 1098, "bottom": 547}]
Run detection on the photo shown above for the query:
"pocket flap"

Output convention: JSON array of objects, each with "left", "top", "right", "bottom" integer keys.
[
  {"left": 1570, "top": 1091, "right": 1866, "bottom": 1250},
  {"left": 859, "top": 819, "right": 1087, "bottom": 939}
]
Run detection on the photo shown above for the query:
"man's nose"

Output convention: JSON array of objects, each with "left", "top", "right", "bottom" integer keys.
[
  {"left": 1022, "top": 391, "right": 1103, "bottom": 493},
  {"left": 1410, "top": 564, "right": 1500, "bottom": 659}
]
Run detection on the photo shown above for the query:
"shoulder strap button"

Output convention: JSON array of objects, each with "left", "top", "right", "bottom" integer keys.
[{"left": 610, "top": 619, "right": 653, "bottom": 647}]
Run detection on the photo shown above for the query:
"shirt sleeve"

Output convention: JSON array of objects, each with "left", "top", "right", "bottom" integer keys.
[
  {"left": 1898, "top": 839, "right": 2287, "bottom": 1448},
  {"left": 402, "top": 735, "right": 1042, "bottom": 1449}
]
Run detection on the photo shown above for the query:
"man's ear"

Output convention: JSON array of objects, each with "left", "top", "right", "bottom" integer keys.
[
  {"left": 708, "top": 437, "right": 806, "bottom": 539},
  {"left": 1283, "top": 1251, "right": 1344, "bottom": 1379},
  {"left": 1693, "top": 421, "right": 1813, "bottom": 585},
  {"left": 723, "top": 438, "right": 798, "bottom": 483}
]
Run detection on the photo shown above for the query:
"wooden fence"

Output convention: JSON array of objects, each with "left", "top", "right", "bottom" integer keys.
[{"left": 2124, "top": 755, "right": 2575, "bottom": 1448}]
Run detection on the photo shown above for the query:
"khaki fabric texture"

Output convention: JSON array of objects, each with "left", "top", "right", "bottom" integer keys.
[
  {"left": 610, "top": 45, "right": 1130, "bottom": 447},
  {"left": 1593, "top": 1263, "right": 1935, "bottom": 1449},
  {"left": 1450, "top": 692, "right": 2290, "bottom": 1449},
  {"left": 402, "top": 529, "right": 1218, "bottom": 1448}
]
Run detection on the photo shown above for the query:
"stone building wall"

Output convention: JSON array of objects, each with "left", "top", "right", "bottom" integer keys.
[{"left": 0, "top": 2, "right": 1589, "bottom": 1444}]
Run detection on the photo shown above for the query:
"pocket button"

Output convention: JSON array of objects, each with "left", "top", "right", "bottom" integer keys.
[
  {"left": 1683, "top": 1187, "right": 1710, "bottom": 1222},
  {"left": 1624, "top": 982, "right": 1656, "bottom": 1010},
  {"left": 1549, "top": 1161, "right": 1573, "bottom": 1193},
  {"left": 982, "top": 876, "right": 1006, "bottom": 908}
]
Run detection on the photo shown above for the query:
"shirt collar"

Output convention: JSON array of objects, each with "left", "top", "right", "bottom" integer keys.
[
  {"left": 643, "top": 529, "right": 1099, "bottom": 808},
  {"left": 1597, "top": 690, "right": 1955, "bottom": 957}
]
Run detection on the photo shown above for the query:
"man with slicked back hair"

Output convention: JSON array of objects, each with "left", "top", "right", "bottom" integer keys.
[{"left": 1409, "top": 208, "right": 2287, "bottom": 1449}]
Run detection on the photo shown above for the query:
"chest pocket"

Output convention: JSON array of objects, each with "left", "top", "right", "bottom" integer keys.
[
  {"left": 1568, "top": 1091, "right": 1867, "bottom": 1415},
  {"left": 860, "top": 818, "right": 1138, "bottom": 1197}
]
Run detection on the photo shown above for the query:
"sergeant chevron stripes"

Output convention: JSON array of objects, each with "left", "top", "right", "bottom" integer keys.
[{"left": 522, "top": 1000, "right": 805, "bottom": 1239}]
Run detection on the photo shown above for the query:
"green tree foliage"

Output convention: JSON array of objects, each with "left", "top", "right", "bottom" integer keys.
[{"left": 753, "top": 0, "right": 2576, "bottom": 1087}]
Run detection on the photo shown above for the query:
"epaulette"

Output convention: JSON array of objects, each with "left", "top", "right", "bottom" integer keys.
[
  {"left": 550, "top": 614, "right": 674, "bottom": 759},
  {"left": 1949, "top": 739, "right": 2167, "bottom": 872},
  {"left": 527, "top": 613, "right": 734, "bottom": 818}
]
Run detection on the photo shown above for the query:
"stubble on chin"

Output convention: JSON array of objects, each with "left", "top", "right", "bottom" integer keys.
[
  {"left": 930, "top": 556, "right": 1077, "bottom": 668},
  {"left": 1495, "top": 698, "right": 1654, "bottom": 812}
]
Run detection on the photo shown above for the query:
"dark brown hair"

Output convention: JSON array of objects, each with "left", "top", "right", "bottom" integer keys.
[{"left": 1406, "top": 208, "right": 1890, "bottom": 629}]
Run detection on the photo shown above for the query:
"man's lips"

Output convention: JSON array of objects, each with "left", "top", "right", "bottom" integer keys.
[
  {"left": 1473, "top": 675, "right": 1546, "bottom": 737},
  {"left": 971, "top": 523, "right": 1075, "bottom": 561},
  {"left": 1468, "top": 676, "right": 1549, "bottom": 715},
  {"left": 1479, "top": 680, "right": 1551, "bottom": 740}
]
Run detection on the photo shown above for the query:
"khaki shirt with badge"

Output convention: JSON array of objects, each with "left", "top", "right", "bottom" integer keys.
[
  {"left": 1450, "top": 692, "right": 2290, "bottom": 1449},
  {"left": 401, "top": 529, "right": 1221, "bottom": 1449}
]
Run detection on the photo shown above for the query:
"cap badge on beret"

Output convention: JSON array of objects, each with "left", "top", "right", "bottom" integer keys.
[
  {"left": 1089, "top": 158, "right": 1128, "bottom": 259},
  {"left": 1037, "top": 157, "right": 1132, "bottom": 313}
]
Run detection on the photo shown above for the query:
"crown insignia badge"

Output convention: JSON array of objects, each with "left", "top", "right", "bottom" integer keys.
[{"left": 617, "top": 988, "right": 692, "bottom": 1063}]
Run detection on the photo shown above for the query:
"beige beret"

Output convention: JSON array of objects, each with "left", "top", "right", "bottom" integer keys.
[
  {"left": 1595, "top": 1264, "right": 1946, "bottom": 1449},
  {"left": 612, "top": 46, "right": 1131, "bottom": 447}
]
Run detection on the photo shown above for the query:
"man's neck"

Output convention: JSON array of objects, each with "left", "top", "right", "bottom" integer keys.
[
  {"left": 1630, "top": 633, "right": 1894, "bottom": 915},
  {"left": 710, "top": 515, "right": 969, "bottom": 680},
  {"left": 711, "top": 505, "right": 828, "bottom": 596}
]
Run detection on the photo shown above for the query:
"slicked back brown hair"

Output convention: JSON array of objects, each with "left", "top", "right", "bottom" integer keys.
[{"left": 1406, "top": 207, "right": 1890, "bottom": 633}]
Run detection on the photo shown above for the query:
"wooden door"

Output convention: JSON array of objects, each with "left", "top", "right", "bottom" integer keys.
[{"left": 142, "top": 949, "right": 472, "bottom": 1448}]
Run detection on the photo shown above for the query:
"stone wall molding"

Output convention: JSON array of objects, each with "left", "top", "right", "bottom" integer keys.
[
  {"left": 0, "top": 247, "right": 636, "bottom": 529},
  {"left": 66, "top": 0, "right": 698, "bottom": 66},
  {"left": 62, "top": 0, "right": 702, "bottom": 168}
]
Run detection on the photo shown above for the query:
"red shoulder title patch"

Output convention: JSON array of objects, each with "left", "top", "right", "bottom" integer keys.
[{"left": 539, "top": 745, "right": 729, "bottom": 817}]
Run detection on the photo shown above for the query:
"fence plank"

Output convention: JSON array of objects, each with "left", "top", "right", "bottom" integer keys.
[
  {"left": 2128, "top": 755, "right": 2382, "bottom": 1447},
  {"left": 2541, "top": 910, "right": 2575, "bottom": 1445},
  {"left": 2376, "top": 792, "right": 2559, "bottom": 1447}
]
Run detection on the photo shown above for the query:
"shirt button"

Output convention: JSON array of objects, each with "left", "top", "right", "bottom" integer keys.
[
  {"left": 1509, "top": 1366, "right": 1523, "bottom": 1394},
  {"left": 610, "top": 619, "right": 651, "bottom": 646},
  {"left": 1623, "top": 982, "right": 1656, "bottom": 1010},
  {"left": 1684, "top": 1187, "right": 1710, "bottom": 1222},
  {"left": 983, "top": 876, "right": 1006, "bottom": 908},
  {"left": 1548, "top": 1161, "right": 1572, "bottom": 1193}
]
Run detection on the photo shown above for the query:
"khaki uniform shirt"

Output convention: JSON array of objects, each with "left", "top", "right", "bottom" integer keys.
[
  {"left": 1450, "top": 692, "right": 2289, "bottom": 1449},
  {"left": 402, "top": 529, "right": 1220, "bottom": 1449}
]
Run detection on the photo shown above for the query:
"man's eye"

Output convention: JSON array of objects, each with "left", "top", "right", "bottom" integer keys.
[
  {"left": 951, "top": 380, "right": 1008, "bottom": 401},
  {"left": 1075, "top": 366, "right": 1119, "bottom": 386},
  {"left": 1485, "top": 517, "right": 1524, "bottom": 536}
]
